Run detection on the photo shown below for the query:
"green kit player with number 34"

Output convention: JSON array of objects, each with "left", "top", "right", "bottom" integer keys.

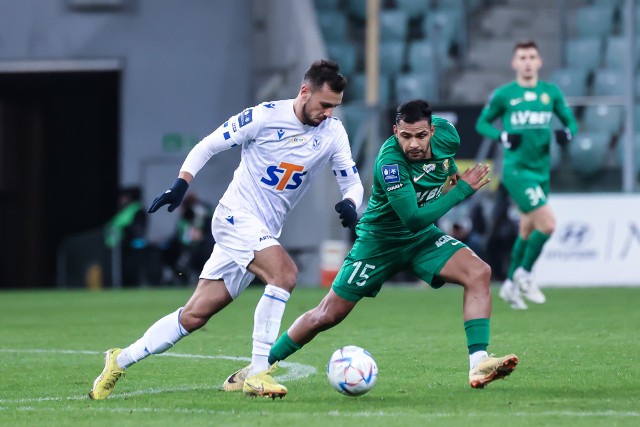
[
  {"left": 246, "top": 99, "right": 519, "bottom": 393},
  {"left": 476, "top": 40, "right": 578, "bottom": 310}
]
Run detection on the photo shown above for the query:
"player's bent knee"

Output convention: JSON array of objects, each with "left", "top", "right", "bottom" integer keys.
[
  {"left": 539, "top": 221, "right": 555, "bottom": 235},
  {"left": 275, "top": 268, "right": 298, "bottom": 292},
  {"left": 469, "top": 260, "right": 491, "bottom": 286},
  {"left": 179, "top": 310, "right": 209, "bottom": 332},
  {"left": 534, "top": 208, "right": 556, "bottom": 235}
]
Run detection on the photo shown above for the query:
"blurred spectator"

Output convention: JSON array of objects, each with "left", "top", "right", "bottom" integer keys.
[
  {"left": 104, "top": 186, "right": 148, "bottom": 286},
  {"left": 161, "top": 193, "right": 214, "bottom": 285}
]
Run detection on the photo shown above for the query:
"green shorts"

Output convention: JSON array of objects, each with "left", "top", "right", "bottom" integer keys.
[
  {"left": 503, "top": 176, "right": 550, "bottom": 213},
  {"left": 331, "top": 226, "right": 467, "bottom": 302}
]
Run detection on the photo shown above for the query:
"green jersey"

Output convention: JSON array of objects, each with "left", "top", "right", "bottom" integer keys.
[
  {"left": 356, "top": 116, "right": 475, "bottom": 240},
  {"left": 475, "top": 80, "right": 578, "bottom": 179}
]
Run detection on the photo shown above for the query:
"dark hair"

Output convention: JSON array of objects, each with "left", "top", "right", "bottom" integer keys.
[
  {"left": 395, "top": 99, "right": 432, "bottom": 125},
  {"left": 303, "top": 59, "right": 347, "bottom": 93},
  {"left": 513, "top": 40, "right": 539, "bottom": 52}
]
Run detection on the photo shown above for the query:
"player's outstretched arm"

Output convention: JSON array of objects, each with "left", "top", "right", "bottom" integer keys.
[
  {"left": 390, "top": 183, "right": 472, "bottom": 233},
  {"left": 390, "top": 165, "right": 490, "bottom": 233},
  {"left": 149, "top": 106, "right": 262, "bottom": 214}
]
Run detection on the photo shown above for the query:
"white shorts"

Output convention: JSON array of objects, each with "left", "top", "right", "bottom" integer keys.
[{"left": 200, "top": 204, "right": 280, "bottom": 299}]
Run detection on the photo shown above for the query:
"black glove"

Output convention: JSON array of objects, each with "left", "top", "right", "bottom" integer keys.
[
  {"left": 554, "top": 128, "right": 572, "bottom": 146},
  {"left": 500, "top": 131, "right": 522, "bottom": 150},
  {"left": 148, "top": 178, "right": 189, "bottom": 213},
  {"left": 335, "top": 199, "right": 358, "bottom": 229}
]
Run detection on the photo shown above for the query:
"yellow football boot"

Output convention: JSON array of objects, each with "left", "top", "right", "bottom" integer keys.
[
  {"left": 222, "top": 364, "right": 251, "bottom": 391},
  {"left": 89, "top": 348, "right": 125, "bottom": 400},
  {"left": 242, "top": 363, "right": 287, "bottom": 399}
]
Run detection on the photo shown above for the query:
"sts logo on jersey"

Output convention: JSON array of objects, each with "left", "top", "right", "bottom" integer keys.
[{"left": 261, "top": 162, "right": 308, "bottom": 190}]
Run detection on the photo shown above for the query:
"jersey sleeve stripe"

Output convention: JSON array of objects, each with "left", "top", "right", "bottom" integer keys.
[
  {"left": 223, "top": 121, "right": 231, "bottom": 140},
  {"left": 333, "top": 166, "right": 359, "bottom": 177}
]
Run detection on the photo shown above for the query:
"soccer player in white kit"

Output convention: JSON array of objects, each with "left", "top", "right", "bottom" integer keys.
[{"left": 89, "top": 60, "right": 364, "bottom": 400}]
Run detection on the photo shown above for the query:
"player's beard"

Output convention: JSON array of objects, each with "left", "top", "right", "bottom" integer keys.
[
  {"left": 404, "top": 144, "right": 430, "bottom": 161},
  {"left": 405, "top": 149, "right": 425, "bottom": 160},
  {"left": 302, "top": 103, "right": 324, "bottom": 127}
]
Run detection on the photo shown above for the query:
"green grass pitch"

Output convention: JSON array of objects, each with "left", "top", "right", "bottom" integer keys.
[{"left": 1, "top": 285, "right": 639, "bottom": 426}]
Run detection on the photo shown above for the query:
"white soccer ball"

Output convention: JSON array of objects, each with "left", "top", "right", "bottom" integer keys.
[{"left": 327, "top": 345, "right": 378, "bottom": 396}]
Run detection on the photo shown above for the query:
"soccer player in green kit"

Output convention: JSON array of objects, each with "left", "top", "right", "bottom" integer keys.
[
  {"left": 476, "top": 40, "right": 578, "bottom": 310},
  {"left": 241, "top": 100, "right": 519, "bottom": 392}
]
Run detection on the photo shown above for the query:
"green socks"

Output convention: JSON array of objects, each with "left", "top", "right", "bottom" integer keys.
[
  {"left": 508, "top": 230, "right": 551, "bottom": 276},
  {"left": 507, "top": 236, "right": 527, "bottom": 280},
  {"left": 271, "top": 321, "right": 492, "bottom": 363},
  {"left": 465, "top": 318, "right": 490, "bottom": 354},
  {"left": 521, "top": 230, "right": 550, "bottom": 271},
  {"left": 268, "top": 332, "right": 301, "bottom": 365}
]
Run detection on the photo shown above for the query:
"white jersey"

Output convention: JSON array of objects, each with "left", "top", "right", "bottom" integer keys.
[{"left": 180, "top": 99, "right": 360, "bottom": 238}]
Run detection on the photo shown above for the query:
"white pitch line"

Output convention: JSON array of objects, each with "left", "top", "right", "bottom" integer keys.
[
  {"left": 0, "top": 406, "right": 638, "bottom": 419},
  {"left": 1, "top": 350, "right": 638, "bottom": 419},
  {"left": 0, "top": 348, "right": 316, "bottom": 403}
]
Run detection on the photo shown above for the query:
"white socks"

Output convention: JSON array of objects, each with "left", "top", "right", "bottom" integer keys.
[
  {"left": 249, "top": 284, "right": 290, "bottom": 375},
  {"left": 469, "top": 350, "right": 489, "bottom": 370},
  {"left": 116, "top": 307, "right": 189, "bottom": 369},
  {"left": 114, "top": 285, "right": 290, "bottom": 375}
]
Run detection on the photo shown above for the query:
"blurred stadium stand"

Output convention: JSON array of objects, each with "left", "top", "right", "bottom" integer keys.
[
  {"left": 615, "top": 133, "right": 640, "bottom": 177},
  {"left": 315, "top": 0, "right": 478, "bottom": 105},
  {"left": 568, "top": 132, "right": 612, "bottom": 176},
  {"left": 312, "top": 0, "right": 639, "bottom": 196},
  {"left": 395, "top": 0, "right": 431, "bottom": 19},
  {"left": 575, "top": 5, "right": 616, "bottom": 37},
  {"left": 395, "top": 72, "right": 437, "bottom": 103},
  {"left": 583, "top": 105, "right": 625, "bottom": 134},
  {"left": 548, "top": 67, "right": 590, "bottom": 97},
  {"left": 566, "top": 37, "right": 602, "bottom": 72}
]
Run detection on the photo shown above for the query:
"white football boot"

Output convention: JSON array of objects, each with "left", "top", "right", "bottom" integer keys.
[
  {"left": 514, "top": 267, "right": 546, "bottom": 304},
  {"left": 499, "top": 279, "right": 528, "bottom": 310}
]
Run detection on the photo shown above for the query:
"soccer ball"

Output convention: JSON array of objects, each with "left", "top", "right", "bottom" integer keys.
[{"left": 326, "top": 345, "right": 378, "bottom": 396}]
